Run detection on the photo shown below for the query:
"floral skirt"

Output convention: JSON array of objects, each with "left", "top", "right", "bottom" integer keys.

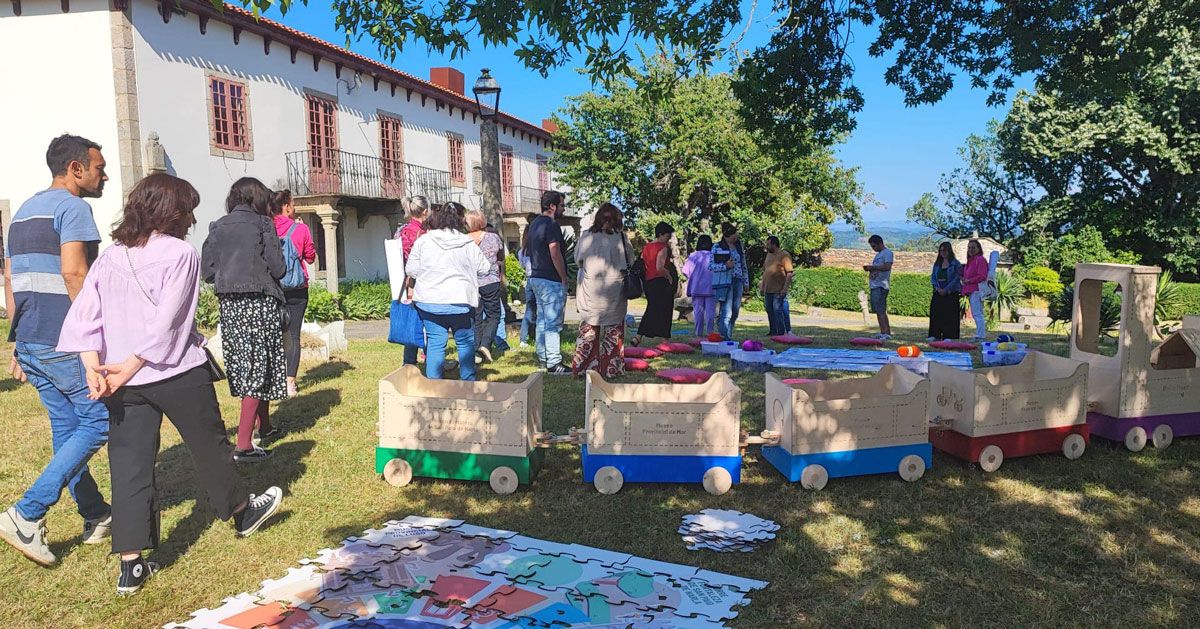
[
  {"left": 218, "top": 293, "right": 287, "bottom": 400},
  {"left": 572, "top": 322, "right": 625, "bottom": 378}
]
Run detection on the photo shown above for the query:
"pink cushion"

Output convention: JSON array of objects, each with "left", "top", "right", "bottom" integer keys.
[
  {"left": 655, "top": 368, "right": 714, "bottom": 384},
  {"left": 770, "top": 333, "right": 814, "bottom": 345},
  {"left": 782, "top": 378, "right": 821, "bottom": 385},
  {"left": 930, "top": 340, "right": 978, "bottom": 351},
  {"left": 656, "top": 342, "right": 697, "bottom": 354},
  {"left": 623, "top": 357, "right": 650, "bottom": 371},
  {"left": 849, "top": 337, "right": 884, "bottom": 346},
  {"left": 685, "top": 338, "right": 704, "bottom": 348},
  {"left": 624, "top": 347, "right": 661, "bottom": 359}
]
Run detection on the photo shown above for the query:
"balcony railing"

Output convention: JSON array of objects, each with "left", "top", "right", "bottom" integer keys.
[
  {"left": 286, "top": 149, "right": 451, "bottom": 202},
  {"left": 514, "top": 185, "right": 545, "bottom": 214}
]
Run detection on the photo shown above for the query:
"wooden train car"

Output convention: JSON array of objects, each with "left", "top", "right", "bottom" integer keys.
[
  {"left": 1071, "top": 264, "right": 1200, "bottom": 451},
  {"left": 761, "top": 365, "right": 931, "bottom": 490},
  {"left": 583, "top": 371, "right": 743, "bottom": 495},
  {"left": 927, "top": 351, "right": 1089, "bottom": 471},
  {"left": 376, "top": 365, "right": 544, "bottom": 494}
]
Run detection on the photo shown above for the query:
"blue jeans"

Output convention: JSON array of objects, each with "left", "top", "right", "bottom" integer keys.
[
  {"left": 717, "top": 283, "right": 745, "bottom": 340},
  {"left": 422, "top": 320, "right": 477, "bottom": 381},
  {"left": 765, "top": 292, "right": 792, "bottom": 335},
  {"left": 529, "top": 278, "right": 567, "bottom": 368},
  {"left": 13, "top": 343, "right": 110, "bottom": 522},
  {"left": 520, "top": 285, "right": 537, "bottom": 343}
]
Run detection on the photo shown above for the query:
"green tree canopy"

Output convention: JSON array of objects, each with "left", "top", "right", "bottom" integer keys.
[
  {"left": 240, "top": 0, "right": 1184, "bottom": 145},
  {"left": 549, "top": 63, "right": 866, "bottom": 257}
]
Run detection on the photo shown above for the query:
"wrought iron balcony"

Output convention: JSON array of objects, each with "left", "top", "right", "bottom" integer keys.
[{"left": 285, "top": 149, "right": 451, "bottom": 202}]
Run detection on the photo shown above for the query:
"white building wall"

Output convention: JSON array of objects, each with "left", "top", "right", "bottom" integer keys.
[
  {"left": 129, "top": 0, "right": 554, "bottom": 280},
  {"left": 0, "top": 0, "right": 125, "bottom": 243}
]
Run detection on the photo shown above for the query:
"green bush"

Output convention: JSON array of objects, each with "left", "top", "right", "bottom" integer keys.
[
  {"left": 505, "top": 254, "right": 527, "bottom": 302},
  {"left": 789, "top": 267, "right": 934, "bottom": 317},
  {"left": 306, "top": 285, "right": 344, "bottom": 322},
  {"left": 196, "top": 285, "right": 220, "bottom": 330},
  {"left": 1164, "top": 282, "right": 1200, "bottom": 320},
  {"left": 339, "top": 281, "right": 391, "bottom": 320},
  {"left": 1023, "top": 265, "right": 1063, "bottom": 300}
]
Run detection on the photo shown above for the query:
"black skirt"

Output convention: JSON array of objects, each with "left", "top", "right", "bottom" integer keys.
[{"left": 637, "top": 277, "right": 674, "bottom": 339}]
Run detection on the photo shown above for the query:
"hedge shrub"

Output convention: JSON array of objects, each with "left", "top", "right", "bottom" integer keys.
[
  {"left": 196, "top": 285, "right": 220, "bottom": 329},
  {"left": 339, "top": 281, "right": 392, "bottom": 320},
  {"left": 505, "top": 254, "right": 526, "bottom": 302},
  {"left": 789, "top": 267, "right": 934, "bottom": 317},
  {"left": 1165, "top": 283, "right": 1200, "bottom": 320},
  {"left": 1023, "top": 266, "right": 1064, "bottom": 300}
]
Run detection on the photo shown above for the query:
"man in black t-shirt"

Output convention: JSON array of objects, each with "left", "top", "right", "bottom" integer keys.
[{"left": 525, "top": 191, "right": 570, "bottom": 374}]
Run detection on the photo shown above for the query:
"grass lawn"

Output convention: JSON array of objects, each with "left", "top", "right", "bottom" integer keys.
[{"left": 1, "top": 316, "right": 1199, "bottom": 627}]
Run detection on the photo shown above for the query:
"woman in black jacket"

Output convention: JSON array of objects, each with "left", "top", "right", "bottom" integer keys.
[{"left": 201, "top": 178, "right": 287, "bottom": 462}]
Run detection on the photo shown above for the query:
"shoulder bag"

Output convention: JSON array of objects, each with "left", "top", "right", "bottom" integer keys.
[{"left": 619, "top": 233, "right": 645, "bottom": 300}]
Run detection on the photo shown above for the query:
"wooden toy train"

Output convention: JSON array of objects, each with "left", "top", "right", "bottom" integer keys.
[{"left": 374, "top": 264, "right": 1198, "bottom": 494}]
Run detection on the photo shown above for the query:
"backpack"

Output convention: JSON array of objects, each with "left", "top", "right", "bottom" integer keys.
[{"left": 279, "top": 222, "right": 307, "bottom": 290}]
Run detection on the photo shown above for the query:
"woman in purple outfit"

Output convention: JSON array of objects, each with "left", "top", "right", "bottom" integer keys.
[{"left": 57, "top": 174, "right": 283, "bottom": 595}]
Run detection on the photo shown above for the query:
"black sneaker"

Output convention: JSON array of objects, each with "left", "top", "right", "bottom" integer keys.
[
  {"left": 234, "top": 487, "right": 283, "bottom": 538},
  {"left": 233, "top": 446, "right": 271, "bottom": 463},
  {"left": 545, "top": 363, "right": 571, "bottom": 376},
  {"left": 253, "top": 427, "right": 283, "bottom": 445},
  {"left": 117, "top": 557, "right": 158, "bottom": 595}
]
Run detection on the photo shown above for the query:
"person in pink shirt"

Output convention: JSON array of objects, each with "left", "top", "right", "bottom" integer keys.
[
  {"left": 57, "top": 174, "right": 283, "bottom": 595},
  {"left": 271, "top": 190, "right": 317, "bottom": 397},
  {"left": 961, "top": 239, "right": 990, "bottom": 340},
  {"left": 393, "top": 196, "right": 429, "bottom": 365}
]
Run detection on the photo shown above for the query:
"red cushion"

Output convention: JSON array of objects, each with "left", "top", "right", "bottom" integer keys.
[
  {"left": 685, "top": 338, "right": 704, "bottom": 348},
  {"left": 623, "top": 357, "right": 650, "bottom": 371},
  {"left": 849, "top": 337, "right": 884, "bottom": 346},
  {"left": 770, "top": 333, "right": 814, "bottom": 345},
  {"left": 930, "top": 340, "right": 978, "bottom": 351},
  {"left": 782, "top": 378, "right": 821, "bottom": 385},
  {"left": 656, "top": 342, "right": 697, "bottom": 354},
  {"left": 624, "top": 347, "right": 661, "bottom": 359},
  {"left": 655, "top": 368, "right": 714, "bottom": 384}
]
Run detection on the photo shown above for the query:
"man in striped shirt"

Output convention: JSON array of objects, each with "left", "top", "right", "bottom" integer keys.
[{"left": 1, "top": 134, "right": 112, "bottom": 566}]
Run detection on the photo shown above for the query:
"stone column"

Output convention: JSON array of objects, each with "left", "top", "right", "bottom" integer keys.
[
  {"left": 316, "top": 205, "right": 341, "bottom": 294},
  {"left": 480, "top": 119, "right": 504, "bottom": 245},
  {"left": 111, "top": 6, "right": 143, "bottom": 194}
]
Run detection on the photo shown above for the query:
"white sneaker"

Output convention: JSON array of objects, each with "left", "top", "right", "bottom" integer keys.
[
  {"left": 82, "top": 513, "right": 112, "bottom": 545},
  {"left": 877, "top": 334, "right": 892, "bottom": 341},
  {"left": 0, "top": 507, "right": 55, "bottom": 566},
  {"left": 519, "top": 342, "right": 529, "bottom": 349}
]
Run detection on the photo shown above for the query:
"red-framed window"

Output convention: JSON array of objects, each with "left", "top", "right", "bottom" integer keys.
[
  {"left": 536, "top": 154, "right": 550, "bottom": 191},
  {"left": 379, "top": 115, "right": 404, "bottom": 179},
  {"left": 210, "top": 77, "right": 250, "bottom": 151},
  {"left": 306, "top": 95, "right": 339, "bottom": 169},
  {"left": 448, "top": 134, "right": 466, "bottom": 186},
  {"left": 500, "top": 145, "right": 514, "bottom": 211}
]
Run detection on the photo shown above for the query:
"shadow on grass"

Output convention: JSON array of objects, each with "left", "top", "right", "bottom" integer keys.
[
  {"left": 301, "top": 360, "right": 354, "bottom": 386},
  {"left": 0, "top": 379, "right": 21, "bottom": 393},
  {"left": 148, "top": 438, "right": 315, "bottom": 570}
]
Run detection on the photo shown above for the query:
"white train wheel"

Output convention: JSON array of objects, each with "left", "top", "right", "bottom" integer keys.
[
  {"left": 383, "top": 459, "right": 413, "bottom": 487},
  {"left": 800, "top": 464, "right": 828, "bottom": 491},
  {"left": 1062, "top": 434, "right": 1086, "bottom": 460},
  {"left": 1151, "top": 424, "right": 1173, "bottom": 449},
  {"left": 702, "top": 467, "right": 733, "bottom": 496},
  {"left": 1124, "top": 426, "right": 1147, "bottom": 452},
  {"left": 898, "top": 455, "right": 926, "bottom": 482},
  {"left": 978, "top": 445, "right": 1004, "bottom": 473},
  {"left": 593, "top": 466, "right": 624, "bottom": 495},
  {"left": 489, "top": 466, "right": 519, "bottom": 495}
]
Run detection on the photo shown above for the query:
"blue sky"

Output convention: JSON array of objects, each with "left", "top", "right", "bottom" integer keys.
[{"left": 264, "top": 3, "right": 1029, "bottom": 226}]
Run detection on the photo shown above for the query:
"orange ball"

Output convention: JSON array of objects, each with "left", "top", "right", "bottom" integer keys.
[{"left": 897, "top": 345, "right": 922, "bottom": 358}]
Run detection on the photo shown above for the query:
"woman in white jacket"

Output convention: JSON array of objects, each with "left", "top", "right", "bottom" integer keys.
[{"left": 406, "top": 202, "right": 491, "bottom": 380}]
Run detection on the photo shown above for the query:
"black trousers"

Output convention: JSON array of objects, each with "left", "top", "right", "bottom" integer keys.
[
  {"left": 104, "top": 367, "right": 246, "bottom": 554},
  {"left": 282, "top": 288, "right": 309, "bottom": 378},
  {"left": 638, "top": 277, "right": 674, "bottom": 338},
  {"left": 929, "top": 291, "right": 962, "bottom": 340},
  {"left": 474, "top": 281, "right": 503, "bottom": 353}
]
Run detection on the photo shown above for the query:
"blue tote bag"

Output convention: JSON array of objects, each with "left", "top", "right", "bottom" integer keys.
[{"left": 388, "top": 300, "right": 426, "bottom": 348}]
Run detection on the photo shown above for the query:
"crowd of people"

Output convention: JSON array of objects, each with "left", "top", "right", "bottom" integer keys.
[{"left": 1, "top": 135, "right": 997, "bottom": 596}]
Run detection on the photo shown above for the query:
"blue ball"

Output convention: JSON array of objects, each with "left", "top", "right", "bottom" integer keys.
[{"left": 996, "top": 334, "right": 1015, "bottom": 343}]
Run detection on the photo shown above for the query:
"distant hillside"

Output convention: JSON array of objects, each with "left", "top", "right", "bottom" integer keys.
[{"left": 831, "top": 221, "right": 934, "bottom": 250}]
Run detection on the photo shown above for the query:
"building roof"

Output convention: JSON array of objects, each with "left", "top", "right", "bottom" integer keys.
[{"left": 178, "top": 0, "right": 553, "bottom": 142}]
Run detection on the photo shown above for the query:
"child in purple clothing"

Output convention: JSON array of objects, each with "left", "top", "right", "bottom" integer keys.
[{"left": 682, "top": 235, "right": 716, "bottom": 337}]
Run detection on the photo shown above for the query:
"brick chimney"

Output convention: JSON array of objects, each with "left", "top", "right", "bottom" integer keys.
[
  {"left": 429, "top": 67, "right": 464, "bottom": 96},
  {"left": 541, "top": 118, "right": 559, "bottom": 133}
]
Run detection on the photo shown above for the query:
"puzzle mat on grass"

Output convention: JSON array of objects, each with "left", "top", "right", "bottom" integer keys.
[
  {"left": 679, "top": 510, "right": 778, "bottom": 553},
  {"left": 771, "top": 348, "right": 974, "bottom": 372},
  {"left": 166, "top": 516, "right": 767, "bottom": 628}
]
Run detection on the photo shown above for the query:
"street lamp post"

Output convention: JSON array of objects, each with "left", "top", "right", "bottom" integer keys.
[{"left": 473, "top": 69, "right": 504, "bottom": 240}]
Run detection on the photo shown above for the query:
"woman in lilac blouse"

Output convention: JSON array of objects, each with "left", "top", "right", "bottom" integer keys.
[{"left": 57, "top": 174, "right": 284, "bottom": 595}]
